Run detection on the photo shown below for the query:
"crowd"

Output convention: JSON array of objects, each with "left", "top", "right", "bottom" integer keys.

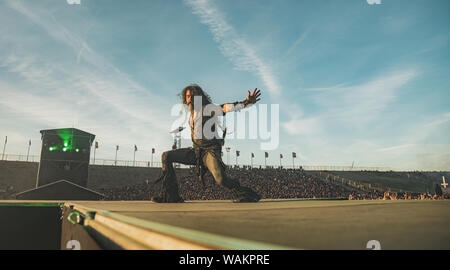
[
  {"left": 98, "top": 167, "right": 450, "bottom": 201},
  {"left": 178, "top": 167, "right": 353, "bottom": 200},
  {"left": 99, "top": 167, "right": 354, "bottom": 201},
  {"left": 347, "top": 190, "right": 448, "bottom": 200}
]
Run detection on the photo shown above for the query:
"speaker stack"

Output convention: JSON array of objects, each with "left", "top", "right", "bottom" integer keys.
[{"left": 15, "top": 128, "right": 104, "bottom": 200}]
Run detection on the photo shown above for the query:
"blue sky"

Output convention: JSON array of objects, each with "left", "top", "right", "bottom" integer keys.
[{"left": 0, "top": 0, "right": 449, "bottom": 170}]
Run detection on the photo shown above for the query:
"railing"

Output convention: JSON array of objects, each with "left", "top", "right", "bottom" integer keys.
[
  {"left": 300, "top": 165, "right": 392, "bottom": 171},
  {"left": 0, "top": 154, "right": 41, "bottom": 162},
  {"left": 90, "top": 159, "right": 163, "bottom": 168},
  {"left": 0, "top": 154, "right": 185, "bottom": 168},
  {"left": 89, "top": 159, "right": 194, "bottom": 169},
  {"left": 0, "top": 153, "right": 392, "bottom": 171},
  {"left": 317, "top": 171, "right": 393, "bottom": 193}
]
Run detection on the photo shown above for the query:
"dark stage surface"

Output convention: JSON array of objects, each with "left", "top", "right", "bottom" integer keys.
[{"left": 2, "top": 199, "right": 449, "bottom": 250}]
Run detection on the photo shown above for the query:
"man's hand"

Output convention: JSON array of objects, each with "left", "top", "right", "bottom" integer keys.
[
  {"left": 221, "top": 88, "right": 262, "bottom": 114},
  {"left": 246, "top": 88, "right": 261, "bottom": 104}
]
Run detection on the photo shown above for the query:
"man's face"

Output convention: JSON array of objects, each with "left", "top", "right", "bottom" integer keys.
[{"left": 186, "top": 89, "right": 194, "bottom": 108}]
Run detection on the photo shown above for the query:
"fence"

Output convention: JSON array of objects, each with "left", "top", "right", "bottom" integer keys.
[
  {"left": 0, "top": 154, "right": 185, "bottom": 168},
  {"left": 298, "top": 165, "right": 391, "bottom": 171},
  {"left": 0, "top": 154, "right": 41, "bottom": 163},
  {"left": 318, "top": 171, "right": 391, "bottom": 193},
  {"left": 1, "top": 153, "right": 393, "bottom": 171}
]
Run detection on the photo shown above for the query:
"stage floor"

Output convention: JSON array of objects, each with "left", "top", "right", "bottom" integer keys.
[{"left": 62, "top": 199, "right": 450, "bottom": 250}]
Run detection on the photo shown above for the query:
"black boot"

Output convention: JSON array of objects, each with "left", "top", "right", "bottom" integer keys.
[
  {"left": 151, "top": 170, "right": 184, "bottom": 203},
  {"left": 151, "top": 195, "right": 184, "bottom": 203},
  {"left": 231, "top": 186, "right": 261, "bottom": 203}
]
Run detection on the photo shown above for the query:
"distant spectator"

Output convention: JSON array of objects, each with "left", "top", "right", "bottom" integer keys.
[
  {"left": 96, "top": 168, "right": 447, "bottom": 201},
  {"left": 435, "top": 184, "right": 443, "bottom": 198}
]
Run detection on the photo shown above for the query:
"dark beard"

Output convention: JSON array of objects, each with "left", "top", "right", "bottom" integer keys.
[{"left": 188, "top": 100, "right": 203, "bottom": 114}]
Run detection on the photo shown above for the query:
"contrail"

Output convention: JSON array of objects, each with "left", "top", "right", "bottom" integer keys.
[{"left": 184, "top": 0, "right": 281, "bottom": 96}]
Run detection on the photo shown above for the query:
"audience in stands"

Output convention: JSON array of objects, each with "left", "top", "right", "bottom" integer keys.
[{"left": 97, "top": 167, "right": 449, "bottom": 201}]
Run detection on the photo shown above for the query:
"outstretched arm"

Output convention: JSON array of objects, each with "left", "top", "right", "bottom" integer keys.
[{"left": 221, "top": 88, "right": 261, "bottom": 114}]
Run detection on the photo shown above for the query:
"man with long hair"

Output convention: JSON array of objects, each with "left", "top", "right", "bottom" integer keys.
[{"left": 152, "top": 84, "right": 262, "bottom": 203}]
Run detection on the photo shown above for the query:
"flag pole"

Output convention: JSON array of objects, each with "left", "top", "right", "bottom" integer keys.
[
  {"left": 225, "top": 147, "right": 230, "bottom": 166},
  {"left": 93, "top": 141, "right": 98, "bottom": 165},
  {"left": 115, "top": 145, "right": 119, "bottom": 166},
  {"left": 292, "top": 152, "right": 296, "bottom": 169},
  {"left": 26, "top": 140, "right": 31, "bottom": 162},
  {"left": 151, "top": 148, "right": 154, "bottom": 167},
  {"left": 2, "top": 136, "right": 7, "bottom": 160},
  {"left": 133, "top": 145, "right": 137, "bottom": 167}
]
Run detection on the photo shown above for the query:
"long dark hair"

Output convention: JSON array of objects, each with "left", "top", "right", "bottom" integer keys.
[
  {"left": 179, "top": 84, "right": 212, "bottom": 107},
  {"left": 179, "top": 84, "right": 226, "bottom": 132}
]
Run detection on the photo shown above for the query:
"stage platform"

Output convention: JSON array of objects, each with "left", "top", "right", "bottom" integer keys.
[{"left": 1, "top": 199, "right": 449, "bottom": 250}]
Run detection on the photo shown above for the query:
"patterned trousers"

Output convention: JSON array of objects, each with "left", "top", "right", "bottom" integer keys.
[{"left": 158, "top": 146, "right": 247, "bottom": 201}]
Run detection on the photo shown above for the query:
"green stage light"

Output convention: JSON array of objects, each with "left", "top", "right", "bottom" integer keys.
[
  {"left": 49, "top": 147, "right": 54, "bottom": 151},
  {"left": 64, "top": 143, "right": 68, "bottom": 147},
  {"left": 63, "top": 148, "right": 67, "bottom": 152},
  {"left": 75, "top": 148, "right": 79, "bottom": 152}
]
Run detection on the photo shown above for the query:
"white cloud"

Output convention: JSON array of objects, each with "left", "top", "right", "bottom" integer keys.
[
  {"left": 282, "top": 117, "right": 322, "bottom": 136},
  {"left": 184, "top": 0, "right": 281, "bottom": 96},
  {"left": 284, "top": 26, "right": 313, "bottom": 58},
  {"left": 0, "top": 2, "right": 180, "bottom": 160},
  {"left": 278, "top": 69, "right": 433, "bottom": 169},
  {"left": 357, "top": 111, "right": 450, "bottom": 170},
  {"left": 283, "top": 69, "right": 416, "bottom": 137},
  {"left": 376, "top": 144, "right": 416, "bottom": 152},
  {"left": 367, "top": 0, "right": 382, "bottom": 5},
  {"left": 424, "top": 112, "right": 450, "bottom": 128},
  {"left": 311, "top": 69, "right": 416, "bottom": 124}
]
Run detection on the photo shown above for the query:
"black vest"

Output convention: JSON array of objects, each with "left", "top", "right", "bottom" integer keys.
[{"left": 190, "top": 104, "right": 223, "bottom": 149}]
